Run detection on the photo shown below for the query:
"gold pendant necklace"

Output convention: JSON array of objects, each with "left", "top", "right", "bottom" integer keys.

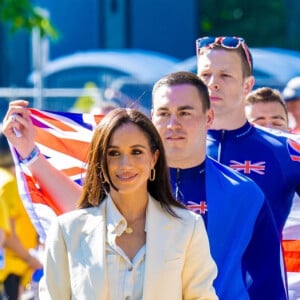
[{"left": 125, "top": 226, "right": 133, "bottom": 234}]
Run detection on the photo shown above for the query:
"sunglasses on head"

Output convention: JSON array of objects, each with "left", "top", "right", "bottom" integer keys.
[{"left": 196, "top": 36, "right": 252, "bottom": 72}]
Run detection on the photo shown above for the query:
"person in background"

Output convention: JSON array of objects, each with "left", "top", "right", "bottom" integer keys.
[
  {"left": 0, "top": 201, "right": 9, "bottom": 254},
  {"left": 196, "top": 36, "right": 300, "bottom": 240},
  {"left": 244, "top": 86, "right": 300, "bottom": 300},
  {"left": 0, "top": 194, "right": 10, "bottom": 300},
  {"left": 151, "top": 71, "right": 286, "bottom": 299},
  {"left": 39, "top": 108, "right": 218, "bottom": 299},
  {"left": 282, "top": 76, "right": 300, "bottom": 133},
  {"left": 245, "top": 87, "right": 289, "bottom": 132},
  {"left": 0, "top": 132, "right": 42, "bottom": 300},
  {"left": 0, "top": 167, "right": 10, "bottom": 265}
]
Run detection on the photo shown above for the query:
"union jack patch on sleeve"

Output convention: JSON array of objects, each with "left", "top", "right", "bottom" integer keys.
[{"left": 287, "top": 138, "right": 300, "bottom": 162}]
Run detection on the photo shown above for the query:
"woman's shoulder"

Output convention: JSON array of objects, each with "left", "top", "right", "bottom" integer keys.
[
  {"left": 173, "top": 205, "right": 201, "bottom": 222},
  {"left": 149, "top": 194, "right": 199, "bottom": 221},
  {"left": 56, "top": 203, "right": 105, "bottom": 231}
]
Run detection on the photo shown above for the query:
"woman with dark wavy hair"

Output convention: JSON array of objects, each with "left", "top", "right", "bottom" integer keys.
[{"left": 39, "top": 108, "right": 217, "bottom": 300}]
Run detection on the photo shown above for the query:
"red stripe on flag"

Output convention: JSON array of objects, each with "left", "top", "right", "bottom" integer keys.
[
  {"left": 30, "top": 109, "right": 79, "bottom": 132},
  {"left": 289, "top": 139, "right": 300, "bottom": 152},
  {"left": 63, "top": 166, "right": 87, "bottom": 177},
  {"left": 24, "top": 174, "right": 63, "bottom": 215},
  {"left": 35, "top": 128, "right": 91, "bottom": 162}
]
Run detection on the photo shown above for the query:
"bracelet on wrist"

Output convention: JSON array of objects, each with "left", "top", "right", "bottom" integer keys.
[{"left": 20, "top": 146, "right": 40, "bottom": 166}]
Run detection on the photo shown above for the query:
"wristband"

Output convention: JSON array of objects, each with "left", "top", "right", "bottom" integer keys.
[{"left": 20, "top": 146, "right": 40, "bottom": 166}]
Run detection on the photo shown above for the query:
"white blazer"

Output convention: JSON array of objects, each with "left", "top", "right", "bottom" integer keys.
[{"left": 39, "top": 195, "right": 218, "bottom": 300}]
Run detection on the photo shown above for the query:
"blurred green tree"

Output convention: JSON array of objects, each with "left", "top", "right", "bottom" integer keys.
[
  {"left": 199, "top": 0, "right": 300, "bottom": 49},
  {"left": 0, "top": 0, "right": 57, "bottom": 38}
]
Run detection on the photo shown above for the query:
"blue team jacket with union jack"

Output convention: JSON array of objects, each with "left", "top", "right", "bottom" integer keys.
[
  {"left": 169, "top": 157, "right": 287, "bottom": 300},
  {"left": 207, "top": 121, "right": 300, "bottom": 234}
]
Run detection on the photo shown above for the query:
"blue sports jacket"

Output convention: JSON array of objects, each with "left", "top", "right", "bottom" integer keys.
[
  {"left": 207, "top": 121, "right": 300, "bottom": 234},
  {"left": 169, "top": 157, "right": 287, "bottom": 300}
]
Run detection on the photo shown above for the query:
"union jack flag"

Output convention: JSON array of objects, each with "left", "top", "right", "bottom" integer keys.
[
  {"left": 229, "top": 160, "right": 266, "bottom": 175},
  {"left": 187, "top": 201, "right": 208, "bottom": 215},
  {"left": 11, "top": 109, "right": 104, "bottom": 242}
]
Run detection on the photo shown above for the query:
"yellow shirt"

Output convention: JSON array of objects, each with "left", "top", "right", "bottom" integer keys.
[
  {"left": 0, "top": 168, "right": 39, "bottom": 285},
  {"left": 0, "top": 199, "right": 10, "bottom": 237}
]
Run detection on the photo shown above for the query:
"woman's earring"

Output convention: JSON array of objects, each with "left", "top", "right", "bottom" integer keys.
[
  {"left": 149, "top": 168, "right": 156, "bottom": 181},
  {"left": 100, "top": 170, "right": 106, "bottom": 183}
]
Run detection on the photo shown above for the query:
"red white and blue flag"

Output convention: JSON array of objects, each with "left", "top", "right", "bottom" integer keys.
[
  {"left": 229, "top": 160, "right": 266, "bottom": 175},
  {"left": 11, "top": 109, "right": 104, "bottom": 242}
]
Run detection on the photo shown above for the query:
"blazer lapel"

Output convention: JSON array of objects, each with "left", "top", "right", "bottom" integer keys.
[
  {"left": 143, "top": 196, "right": 170, "bottom": 300},
  {"left": 80, "top": 203, "right": 109, "bottom": 300}
]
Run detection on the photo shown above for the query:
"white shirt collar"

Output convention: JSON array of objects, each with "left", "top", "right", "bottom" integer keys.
[
  {"left": 106, "top": 194, "right": 150, "bottom": 236},
  {"left": 106, "top": 195, "right": 128, "bottom": 237}
]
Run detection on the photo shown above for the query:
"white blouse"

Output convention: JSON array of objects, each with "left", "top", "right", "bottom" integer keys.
[{"left": 106, "top": 198, "right": 146, "bottom": 300}]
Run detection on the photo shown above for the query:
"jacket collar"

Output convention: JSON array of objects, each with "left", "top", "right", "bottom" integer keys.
[
  {"left": 80, "top": 200, "right": 108, "bottom": 299},
  {"left": 208, "top": 121, "right": 253, "bottom": 140}
]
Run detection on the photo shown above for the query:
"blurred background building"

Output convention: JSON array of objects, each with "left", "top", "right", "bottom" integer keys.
[{"left": 1, "top": 0, "right": 300, "bottom": 117}]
